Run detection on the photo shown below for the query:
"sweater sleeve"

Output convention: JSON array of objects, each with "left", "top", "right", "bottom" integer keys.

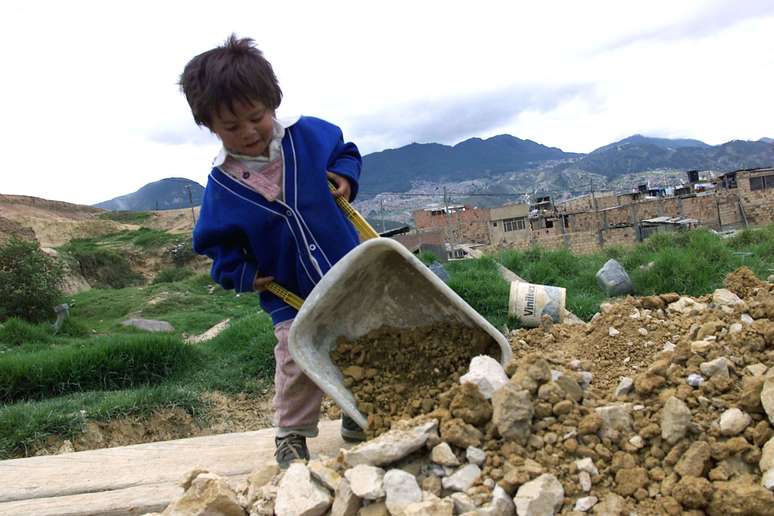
[
  {"left": 326, "top": 130, "right": 362, "bottom": 202},
  {"left": 193, "top": 219, "right": 258, "bottom": 294}
]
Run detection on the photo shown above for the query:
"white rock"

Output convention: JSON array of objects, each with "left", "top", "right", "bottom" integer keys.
[
  {"left": 600, "top": 303, "right": 615, "bottom": 314},
  {"left": 574, "top": 496, "right": 598, "bottom": 512},
  {"left": 345, "top": 465, "right": 385, "bottom": 500},
  {"left": 719, "top": 408, "right": 752, "bottom": 436},
  {"left": 763, "top": 377, "right": 774, "bottom": 425},
  {"left": 608, "top": 327, "right": 620, "bottom": 337},
  {"left": 402, "top": 498, "right": 454, "bottom": 516},
  {"left": 275, "top": 463, "right": 332, "bottom": 516},
  {"left": 165, "top": 472, "right": 244, "bottom": 516},
  {"left": 713, "top": 288, "right": 743, "bottom": 306},
  {"left": 595, "top": 404, "right": 633, "bottom": 439},
  {"left": 475, "top": 486, "right": 515, "bottom": 516},
  {"left": 460, "top": 355, "right": 509, "bottom": 400},
  {"left": 662, "top": 396, "right": 691, "bottom": 445},
  {"left": 578, "top": 372, "right": 593, "bottom": 390},
  {"left": 492, "top": 384, "right": 534, "bottom": 443},
  {"left": 308, "top": 459, "right": 342, "bottom": 490},
  {"left": 691, "top": 341, "right": 712, "bottom": 354},
  {"left": 579, "top": 471, "right": 592, "bottom": 492},
  {"left": 431, "top": 443, "right": 460, "bottom": 467},
  {"left": 449, "top": 493, "right": 477, "bottom": 514},
  {"left": 741, "top": 313, "right": 754, "bottom": 325},
  {"left": 614, "top": 377, "right": 633, "bottom": 397},
  {"left": 569, "top": 359, "right": 582, "bottom": 370},
  {"left": 466, "top": 447, "right": 486, "bottom": 466},
  {"left": 638, "top": 328, "right": 648, "bottom": 336},
  {"left": 700, "top": 357, "right": 730, "bottom": 379},
  {"left": 384, "top": 469, "right": 422, "bottom": 516},
  {"left": 763, "top": 469, "right": 774, "bottom": 492},
  {"left": 513, "top": 474, "right": 564, "bottom": 516},
  {"left": 575, "top": 458, "right": 598, "bottom": 476},
  {"left": 687, "top": 374, "right": 704, "bottom": 387},
  {"left": 662, "top": 341, "right": 676, "bottom": 352},
  {"left": 629, "top": 435, "right": 645, "bottom": 449},
  {"left": 550, "top": 369, "right": 562, "bottom": 381},
  {"left": 746, "top": 364, "right": 768, "bottom": 376},
  {"left": 729, "top": 323, "right": 743, "bottom": 334},
  {"left": 761, "top": 436, "right": 774, "bottom": 472},
  {"left": 331, "top": 478, "right": 361, "bottom": 516},
  {"left": 668, "top": 297, "right": 706, "bottom": 315},
  {"left": 441, "top": 464, "right": 481, "bottom": 492},
  {"left": 344, "top": 421, "right": 438, "bottom": 466}
]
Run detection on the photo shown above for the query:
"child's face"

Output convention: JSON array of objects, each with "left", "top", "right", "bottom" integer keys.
[{"left": 210, "top": 98, "right": 275, "bottom": 157}]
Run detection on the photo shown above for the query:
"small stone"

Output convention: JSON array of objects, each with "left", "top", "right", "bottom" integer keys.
[
  {"left": 575, "top": 458, "right": 599, "bottom": 476},
  {"left": 331, "top": 478, "right": 361, "bottom": 516},
  {"left": 608, "top": 327, "right": 620, "bottom": 337},
  {"left": 384, "top": 469, "right": 422, "bottom": 516},
  {"left": 492, "top": 384, "right": 533, "bottom": 444},
  {"left": 345, "top": 465, "right": 386, "bottom": 500},
  {"left": 449, "top": 493, "right": 476, "bottom": 514},
  {"left": 628, "top": 435, "right": 644, "bottom": 449},
  {"left": 687, "top": 374, "right": 704, "bottom": 387},
  {"left": 431, "top": 443, "right": 460, "bottom": 467},
  {"left": 675, "top": 441, "right": 711, "bottom": 477},
  {"left": 460, "top": 355, "right": 509, "bottom": 399},
  {"left": 662, "top": 396, "right": 691, "bottom": 445},
  {"left": 761, "top": 436, "right": 774, "bottom": 472},
  {"left": 719, "top": 408, "right": 752, "bottom": 436},
  {"left": 345, "top": 421, "right": 438, "bottom": 466},
  {"left": 614, "top": 377, "right": 633, "bottom": 397},
  {"left": 741, "top": 313, "right": 754, "bottom": 324},
  {"left": 402, "top": 498, "right": 454, "bottom": 516},
  {"left": 359, "top": 501, "right": 389, "bottom": 516},
  {"left": 746, "top": 364, "right": 768, "bottom": 376},
  {"left": 729, "top": 323, "right": 743, "bottom": 334},
  {"left": 578, "top": 371, "right": 593, "bottom": 389},
  {"left": 638, "top": 328, "right": 648, "bottom": 336},
  {"left": 691, "top": 341, "right": 712, "bottom": 354},
  {"left": 762, "top": 469, "right": 774, "bottom": 492},
  {"left": 614, "top": 467, "right": 648, "bottom": 497},
  {"left": 276, "top": 464, "right": 332, "bottom": 516},
  {"left": 441, "top": 464, "right": 481, "bottom": 492},
  {"left": 662, "top": 341, "right": 676, "bottom": 352},
  {"left": 713, "top": 288, "right": 743, "bottom": 306},
  {"left": 595, "top": 403, "right": 633, "bottom": 439},
  {"left": 574, "top": 496, "right": 598, "bottom": 512},
  {"left": 308, "top": 459, "right": 342, "bottom": 490},
  {"left": 579, "top": 471, "right": 592, "bottom": 492},
  {"left": 466, "top": 447, "right": 486, "bottom": 466},
  {"left": 475, "top": 485, "right": 514, "bottom": 516},
  {"left": 762, "top": 377, "right": 774, "bottom": 425},
  {"left": 513, "top": 474, "right": 564, "bottom": 516},
  {"left": 700, "top": 357, "right": 730, "bottom": 378}
]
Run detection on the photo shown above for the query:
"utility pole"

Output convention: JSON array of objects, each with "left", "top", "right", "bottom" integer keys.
[
  {"left": 443, "top": 187, "right": 456, "bottom": 259},
  {"left": 379, "top": 198, "right": 386, "bottom": 233},
  {"left": 185, "top": 185, "right": 197, "bottom": 225}
]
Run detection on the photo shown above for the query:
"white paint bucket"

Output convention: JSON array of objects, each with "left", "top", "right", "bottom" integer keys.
[{"left": 508, "top": 281, "right": 566, "bottom": 327}]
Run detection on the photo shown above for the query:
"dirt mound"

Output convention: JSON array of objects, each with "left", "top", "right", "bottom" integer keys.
[{"left": 163, "top": 267, "right": 774, "bottom": 516}]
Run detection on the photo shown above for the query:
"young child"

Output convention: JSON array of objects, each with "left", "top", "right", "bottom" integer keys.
[{"left": 179, "top": 34, "right": 366, "bottom": 468}]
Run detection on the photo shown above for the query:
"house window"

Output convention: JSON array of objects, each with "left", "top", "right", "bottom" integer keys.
[
  {"left": 545, "top": 219, "right": 554, "bottom": 228},
  {"left": 750, "top": 176, "right": 764, "bottom": 191},
  {"left": 502, "top": 217, "right": 526, "bottom": 232}
]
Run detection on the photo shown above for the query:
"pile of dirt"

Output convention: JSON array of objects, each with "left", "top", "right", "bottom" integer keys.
[
  {"left": 331, "top": 322, "right": 500, "bottom": 436},
  {"left": 159, "top": 267, "right": 774, "bottom": 515}
]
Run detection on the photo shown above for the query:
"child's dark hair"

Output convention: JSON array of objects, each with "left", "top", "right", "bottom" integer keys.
[{"left": 179, "top": 34, "right": 282, "bottom": 128}]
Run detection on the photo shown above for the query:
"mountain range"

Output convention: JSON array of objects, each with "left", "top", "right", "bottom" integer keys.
[{"left": 94, "top": 135, "right": 774, "bottom": 210}]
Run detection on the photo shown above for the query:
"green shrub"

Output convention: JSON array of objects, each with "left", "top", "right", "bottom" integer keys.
[
  {"left": 446, "top": 257, "right": 516, "bottom": 329},
  {"left": 0, "top": 238, "right": 65, "bottom": 322},
  {"left": 418, "top": 251, "right": 439, "bottom": 265},
  {"left": 0, "top": 318, "right": 51, "bottom": 346},
  {"left": 0, "top": 335, "right": 197, "bottom": 402},
  {"left": 66, "top": 247, "right": 143, "bottom": 288},
  {"left": 152, "top": 267, "right": 194, "bottom": 284},
  {"left": 167, "top": 239, "right": 197, "bottom": 266}
]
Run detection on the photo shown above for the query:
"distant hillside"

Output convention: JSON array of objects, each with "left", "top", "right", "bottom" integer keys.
[
  {"left": 359, "top": 134, "right": 581, "bottom": 194},
  {"left": 761, "top": 137, "right": 774, "bottom": 144},
  {"left": 593, "top": 134, "right": 710, "bottom": 153},
  {"left": 94, "top": 178, "right": 204, "bottom": 211},
  {"left": 573, "top": 138, "right": 774, "bottom": 178}
]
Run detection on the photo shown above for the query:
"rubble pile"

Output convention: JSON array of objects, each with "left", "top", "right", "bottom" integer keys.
[{"left": 154, "top": 267, "right": 774, "bottom": 515}]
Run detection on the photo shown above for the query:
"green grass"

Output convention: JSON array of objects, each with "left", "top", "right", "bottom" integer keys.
[
  {"left": 97, "top": 211, "right": 153, "bottom": 224},
  {"left": 1, "top": 225, "right": 771, "bottom": 458}
]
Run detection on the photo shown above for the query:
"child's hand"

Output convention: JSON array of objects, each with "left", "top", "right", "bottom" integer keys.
[
  {"left": 254, "top": 275, "right": 275, "bottom": 292},
  {"left": 327, "top": 171, "right": 351, "bottom": 201}
]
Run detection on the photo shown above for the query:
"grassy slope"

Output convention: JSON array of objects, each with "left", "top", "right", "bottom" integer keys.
[{"left": 0, "top": 225, "right": 771, "bottom": 457}]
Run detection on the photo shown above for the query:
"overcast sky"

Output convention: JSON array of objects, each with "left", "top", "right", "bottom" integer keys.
[{"left": 2, "top": 0, "right": 773, "bottom": 205}]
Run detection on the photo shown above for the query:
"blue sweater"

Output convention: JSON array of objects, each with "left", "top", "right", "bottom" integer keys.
[{"left": 193, "top": 116, "right": 362, "bottom": 324}]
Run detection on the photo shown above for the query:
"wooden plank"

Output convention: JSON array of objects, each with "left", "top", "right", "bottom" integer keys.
[{"left": 0, "top": 420, "right": 344, "bottom": 514}]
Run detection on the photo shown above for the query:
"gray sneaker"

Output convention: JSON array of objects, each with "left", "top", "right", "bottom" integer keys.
[
  {"left": 341, "top": 415, "right": 367, "bottom": 442},
  {"left": 274, "top": 434, "right": 309, "bottom": 469}
]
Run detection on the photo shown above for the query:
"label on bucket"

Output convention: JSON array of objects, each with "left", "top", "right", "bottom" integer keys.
[{"left": 508, "top": 281, "right": 566, "bottom": 327}]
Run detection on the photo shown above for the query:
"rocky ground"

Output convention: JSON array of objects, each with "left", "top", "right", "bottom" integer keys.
[{"left": 149, "top": 267, "right": 774, "bottom": 515}]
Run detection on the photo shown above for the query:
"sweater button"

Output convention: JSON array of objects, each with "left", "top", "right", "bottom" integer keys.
[
  {"left": 309, "top": 244, "right": 316, "bottom": 251},
  {"left": 286, "top": 210, "right": 293, "bottom": 217}
]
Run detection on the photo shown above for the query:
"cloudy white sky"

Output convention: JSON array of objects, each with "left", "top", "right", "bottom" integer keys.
[{"left": 1, "top": 0, "right": 773, "bottom": 205}]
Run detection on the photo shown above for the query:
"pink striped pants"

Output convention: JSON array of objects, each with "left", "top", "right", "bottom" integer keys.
[{"left": 272, "top": 320, "right": 323, "bottom": 438}]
